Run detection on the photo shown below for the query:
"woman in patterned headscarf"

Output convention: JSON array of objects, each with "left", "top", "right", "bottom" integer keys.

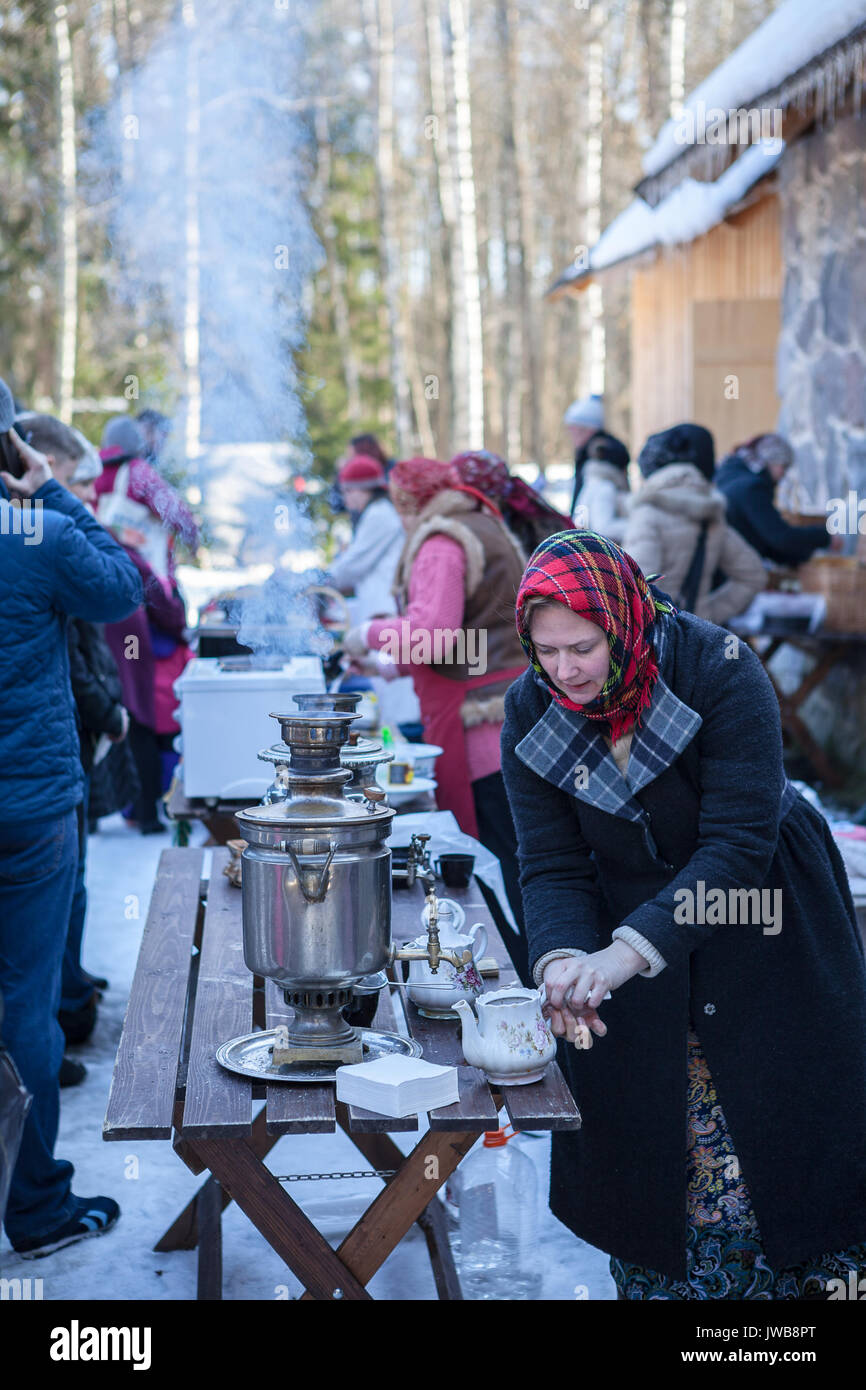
[
  {"left": 500, "top": 528, "right": 866, "bottom": 1299},
  {"left": 450, "top": 450, "right": 573, "bottom": 555}
]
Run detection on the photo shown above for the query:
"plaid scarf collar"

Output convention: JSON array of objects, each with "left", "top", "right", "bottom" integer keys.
[
  {"left": 515, "top": 613, "right": 702, "bottom": 821},
  {"left": 516, "top": 613, "right": 799, "bottom": 826},
  {"left": 515, "top": 530, "right": 677, "bottom": 742}
]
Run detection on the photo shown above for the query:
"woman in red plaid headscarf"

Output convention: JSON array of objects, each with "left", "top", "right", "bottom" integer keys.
[{"left": 500, "top": 527, "right": 866, "bottom": 1300}]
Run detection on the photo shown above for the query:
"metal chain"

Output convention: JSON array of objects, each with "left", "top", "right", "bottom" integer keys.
[{"left": 273, "top": 1169, "right": 397, "bottom": 1183}]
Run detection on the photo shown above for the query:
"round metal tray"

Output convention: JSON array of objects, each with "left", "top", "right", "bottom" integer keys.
[{"left": 215, "top": 1027, "right": 422, "bottom": 1083}]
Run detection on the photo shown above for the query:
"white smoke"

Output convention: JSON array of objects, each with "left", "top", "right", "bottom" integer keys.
[{"left": 98, "top": 0, "right": 322, "bottom": 566}]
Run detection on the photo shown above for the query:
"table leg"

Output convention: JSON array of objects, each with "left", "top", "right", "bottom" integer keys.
[
  {"left": 333, "top": 1102, "right": 463, "bottom": 1301},
  {"left": 155, "top": 1107, "right": 278, "bottom": 1252},
  {"left": 416, "top": 1197, "right": 463, "bottom": 1301},
  {"left": 189, "top": 1137, "right": 373, "bottom": 1301},
  {"left": 777, "top": 643, "right": 851, "bottom": 787},
  {"left": 299, "top": 1128, "right": 477, "bottom": 1300},
  {"left": 196, "top": 1177, "right": 223, "bottom": 1301},
  {"left": 750, "top": 637, "right": 850, "bottom": 787}
]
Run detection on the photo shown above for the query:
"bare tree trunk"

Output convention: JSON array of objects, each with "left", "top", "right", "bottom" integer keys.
[
  {"left": 501, "top": 0, "right": 542, "bottom": 465},
  {"left": 182, "top": 0, "right": 202, "bottom": 467},
  {"left": 312, "top": 104, "right": 362, "bottom": 419},
  {"left": 425, "top": 0, "right": 464, "bottom": 454},
  {"left": 448, "top": 0, "right": 484, "bottom": 448},
  {"left": 582, "top": 1, "right": 605, "bottom": 399},
  {"left": 54, "top": 5, "right": 78, "bottom": 422},
  {"left": 367, "top": 0, "right": 413, "bottom": 454},
  {"left": 669, "top": 0, "right": 687, "bottom": 117},
  {"left": 404, "top": 315, "right": 437, "bottom": 457},
  {"left": 112, "top": 0, "right": 136, "bottom": 186}
]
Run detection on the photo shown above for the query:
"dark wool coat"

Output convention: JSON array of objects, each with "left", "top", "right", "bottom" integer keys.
[
  {"left": 501, "top": 606, "right": 866, "bottom": 1280},
  {"left": 0, "top": 478, "right": 142, "bottom": 822},
  {"left": 714, "top": 454, "right": 828, "bottom": 566},
  {"left": 68, "top": 620, "right": 126, "bottom": 774}
]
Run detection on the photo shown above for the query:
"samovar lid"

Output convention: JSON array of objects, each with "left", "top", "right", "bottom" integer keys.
[
  {"left": 236, "top": 794, "right": 395, "bottom": 827},
  {"left": 257, "top": 735, "right": 384, "bottom": 766},
  {"left": 291, "top": 691, "right": 364, "bottom": 713}
]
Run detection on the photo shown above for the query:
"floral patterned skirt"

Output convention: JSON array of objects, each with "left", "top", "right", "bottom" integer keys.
[{"left": 611, "top": 1029, "right": 866, "bottom": 1299}]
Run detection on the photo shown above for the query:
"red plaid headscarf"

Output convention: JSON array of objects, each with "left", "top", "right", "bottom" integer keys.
[
  {"left": 516, "top": 530, "right": 676, "bottom": 741},
  {"left": 390, "top": 456, "right": 502, "bottom": 518}
]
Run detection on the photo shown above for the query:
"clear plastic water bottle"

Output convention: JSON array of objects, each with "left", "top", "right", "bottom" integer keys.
[
  {"left": 459, "top": 1127, "right": 542, "bottom": 1300},
  {"left": 442, "top": 1166, "right": 462, "bottom": 1265}
]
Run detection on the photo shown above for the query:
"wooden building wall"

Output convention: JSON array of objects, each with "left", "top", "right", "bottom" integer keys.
[{"left": 629, "top": 193, "right": 783, "bottom": 459}]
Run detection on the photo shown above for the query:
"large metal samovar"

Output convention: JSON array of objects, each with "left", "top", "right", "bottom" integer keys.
[{"left": 235, "top": 708, "right": 470, "bottom": 1069}]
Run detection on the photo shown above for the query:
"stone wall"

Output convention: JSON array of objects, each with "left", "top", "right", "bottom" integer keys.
[
  {"left": 775, "top": 114, "right": 866, "bottom": 802},
  {"left": 776, "top": 113, "right": 866, "bottom": 511}
]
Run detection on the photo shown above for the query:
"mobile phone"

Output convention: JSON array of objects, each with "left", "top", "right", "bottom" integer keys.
[{"left": 0, "top": 430, "right": 24, "bottom": 480}]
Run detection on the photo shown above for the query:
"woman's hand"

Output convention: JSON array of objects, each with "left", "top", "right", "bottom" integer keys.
[
  {"left": 343, "top": 625, "right": 370, "bottom": 658},
  {"left": 542, "top": 940, "right": 648, "bottom": 1043}
]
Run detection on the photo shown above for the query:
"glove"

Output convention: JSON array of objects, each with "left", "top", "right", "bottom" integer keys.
[{"left": 343, "top": 623, "right": 371, "bottom": 658}]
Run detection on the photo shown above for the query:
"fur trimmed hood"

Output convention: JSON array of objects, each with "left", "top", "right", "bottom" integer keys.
[{"left": 628, "top": 463, "right": 726, "bottom": 524}]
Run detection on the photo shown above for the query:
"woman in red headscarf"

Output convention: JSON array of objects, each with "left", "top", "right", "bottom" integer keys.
[
  {"left": 344, "top": 456, "right": 530, "bottom": 976},
  {"left": 501, "top": 528, "right": 866, "bottom": 1299},
  {"left": 450, "top": 450, "right": 573, "bottom": 556}
]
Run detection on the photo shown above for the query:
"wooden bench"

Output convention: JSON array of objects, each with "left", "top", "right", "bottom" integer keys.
[{"left": 104, "top": 847, "right": 581, "bottom": 1300}]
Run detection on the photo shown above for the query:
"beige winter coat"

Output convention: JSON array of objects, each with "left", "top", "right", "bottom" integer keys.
[{"left": 623, "top": 463, "right": 767, "bottom": 625}]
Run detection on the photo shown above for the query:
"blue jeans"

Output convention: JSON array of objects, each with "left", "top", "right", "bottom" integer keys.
[
  {"left": 61, "top": 788, "right": 94, "bottom": 1013},
  {"left": 0, "top": 811, "right": 78, "bottom": 1244}
]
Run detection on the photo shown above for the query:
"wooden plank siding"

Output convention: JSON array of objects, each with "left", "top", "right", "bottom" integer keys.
[{"left": 630, "top": 192, "right": 783, "bottom": 458}]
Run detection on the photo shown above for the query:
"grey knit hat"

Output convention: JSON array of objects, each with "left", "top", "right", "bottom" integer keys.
[
  {"left": 100, "top": 415, "right": 145, "bottom": 462},
  {"left": 738, "top": 433, "right": 794, "bottom": 474},
  {"left": 563, "top": 394, "right": 605, "bottom": 430}
]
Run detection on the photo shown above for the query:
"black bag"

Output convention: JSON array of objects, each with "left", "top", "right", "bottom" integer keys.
[
  {"left": 0, "top": 994, "right": 32, "bottom": 1228},
  {"left": 677, "top": 521, "right": 710, "bottom": 612}
]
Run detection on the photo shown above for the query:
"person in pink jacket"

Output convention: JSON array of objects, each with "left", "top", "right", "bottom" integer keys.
[
  {"left": 345, "top": 457, "right": 530, "bottom": 978},
  {"left": 94, "top": 416, "right": 199, "bottom": 578}
]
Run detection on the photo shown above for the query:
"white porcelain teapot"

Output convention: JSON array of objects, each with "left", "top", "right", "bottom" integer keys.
[
  {"left": 454, "top": 985, "right": 556, "bottom": 1085},
  {"left": 406, "top": 899, "right": 487, "bottom": 1019}
]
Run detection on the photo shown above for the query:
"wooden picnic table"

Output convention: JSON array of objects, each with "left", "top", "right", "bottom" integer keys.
[
  {"left": 103, "top": 847, "right": 581, "bottom": 1300},
  {"left": 730, "top": 619, "right": 866, "bottom": 787}
]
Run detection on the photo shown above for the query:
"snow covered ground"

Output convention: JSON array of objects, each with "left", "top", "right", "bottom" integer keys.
[{"left": 0, "top": 813, "right": 615, "bottom": 1302}]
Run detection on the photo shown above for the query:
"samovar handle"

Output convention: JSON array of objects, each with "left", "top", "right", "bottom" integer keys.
[{"left": 280, "top": 839, "right": 337, "bottom": 902}]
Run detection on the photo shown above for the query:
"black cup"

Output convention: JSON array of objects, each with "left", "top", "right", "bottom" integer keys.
[
  {"left": 391, "top": 846, "right": 411, "bottom": 871},
  {"left": 435, "top": 853, "right": 474, "bottom": 888}
]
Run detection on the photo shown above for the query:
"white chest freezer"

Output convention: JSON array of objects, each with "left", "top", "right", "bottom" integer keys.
[{"left": 174, "top": 656, "right": 324, "bottom": 800}]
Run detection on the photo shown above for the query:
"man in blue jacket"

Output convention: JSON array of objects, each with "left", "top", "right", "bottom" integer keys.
[{"left": 0, "top": 426, "right": 143, "bottom": 1257}]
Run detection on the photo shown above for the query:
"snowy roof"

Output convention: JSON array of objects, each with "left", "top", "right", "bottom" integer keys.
[
  {"left": 641, "top": 0, "right": 866, "bottom": 193},
  {"left": 549, "top": 140, "right": 784, "bottom": 293}
]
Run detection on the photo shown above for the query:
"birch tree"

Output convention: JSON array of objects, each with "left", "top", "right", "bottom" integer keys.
[
  {"left": 366, "top": 0, "right": 413, "bottom": 454},
  {"left": 447, "top": 0, "right": 484, "bottom": 449},
  {"left": 311, "top": 101, "right": 362, "bottom": 420},
  {"left": 54, "top": 2, "right": 77, "bottom": 422},
  {"left": 582, "top": 0, "right": 605, "bottom": 399},
  {"left": 182, "top": 0, "right": 202, "bottom": 469},
  {"left": 423, "top": 0, "right": 461, "bottom": 452}
]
